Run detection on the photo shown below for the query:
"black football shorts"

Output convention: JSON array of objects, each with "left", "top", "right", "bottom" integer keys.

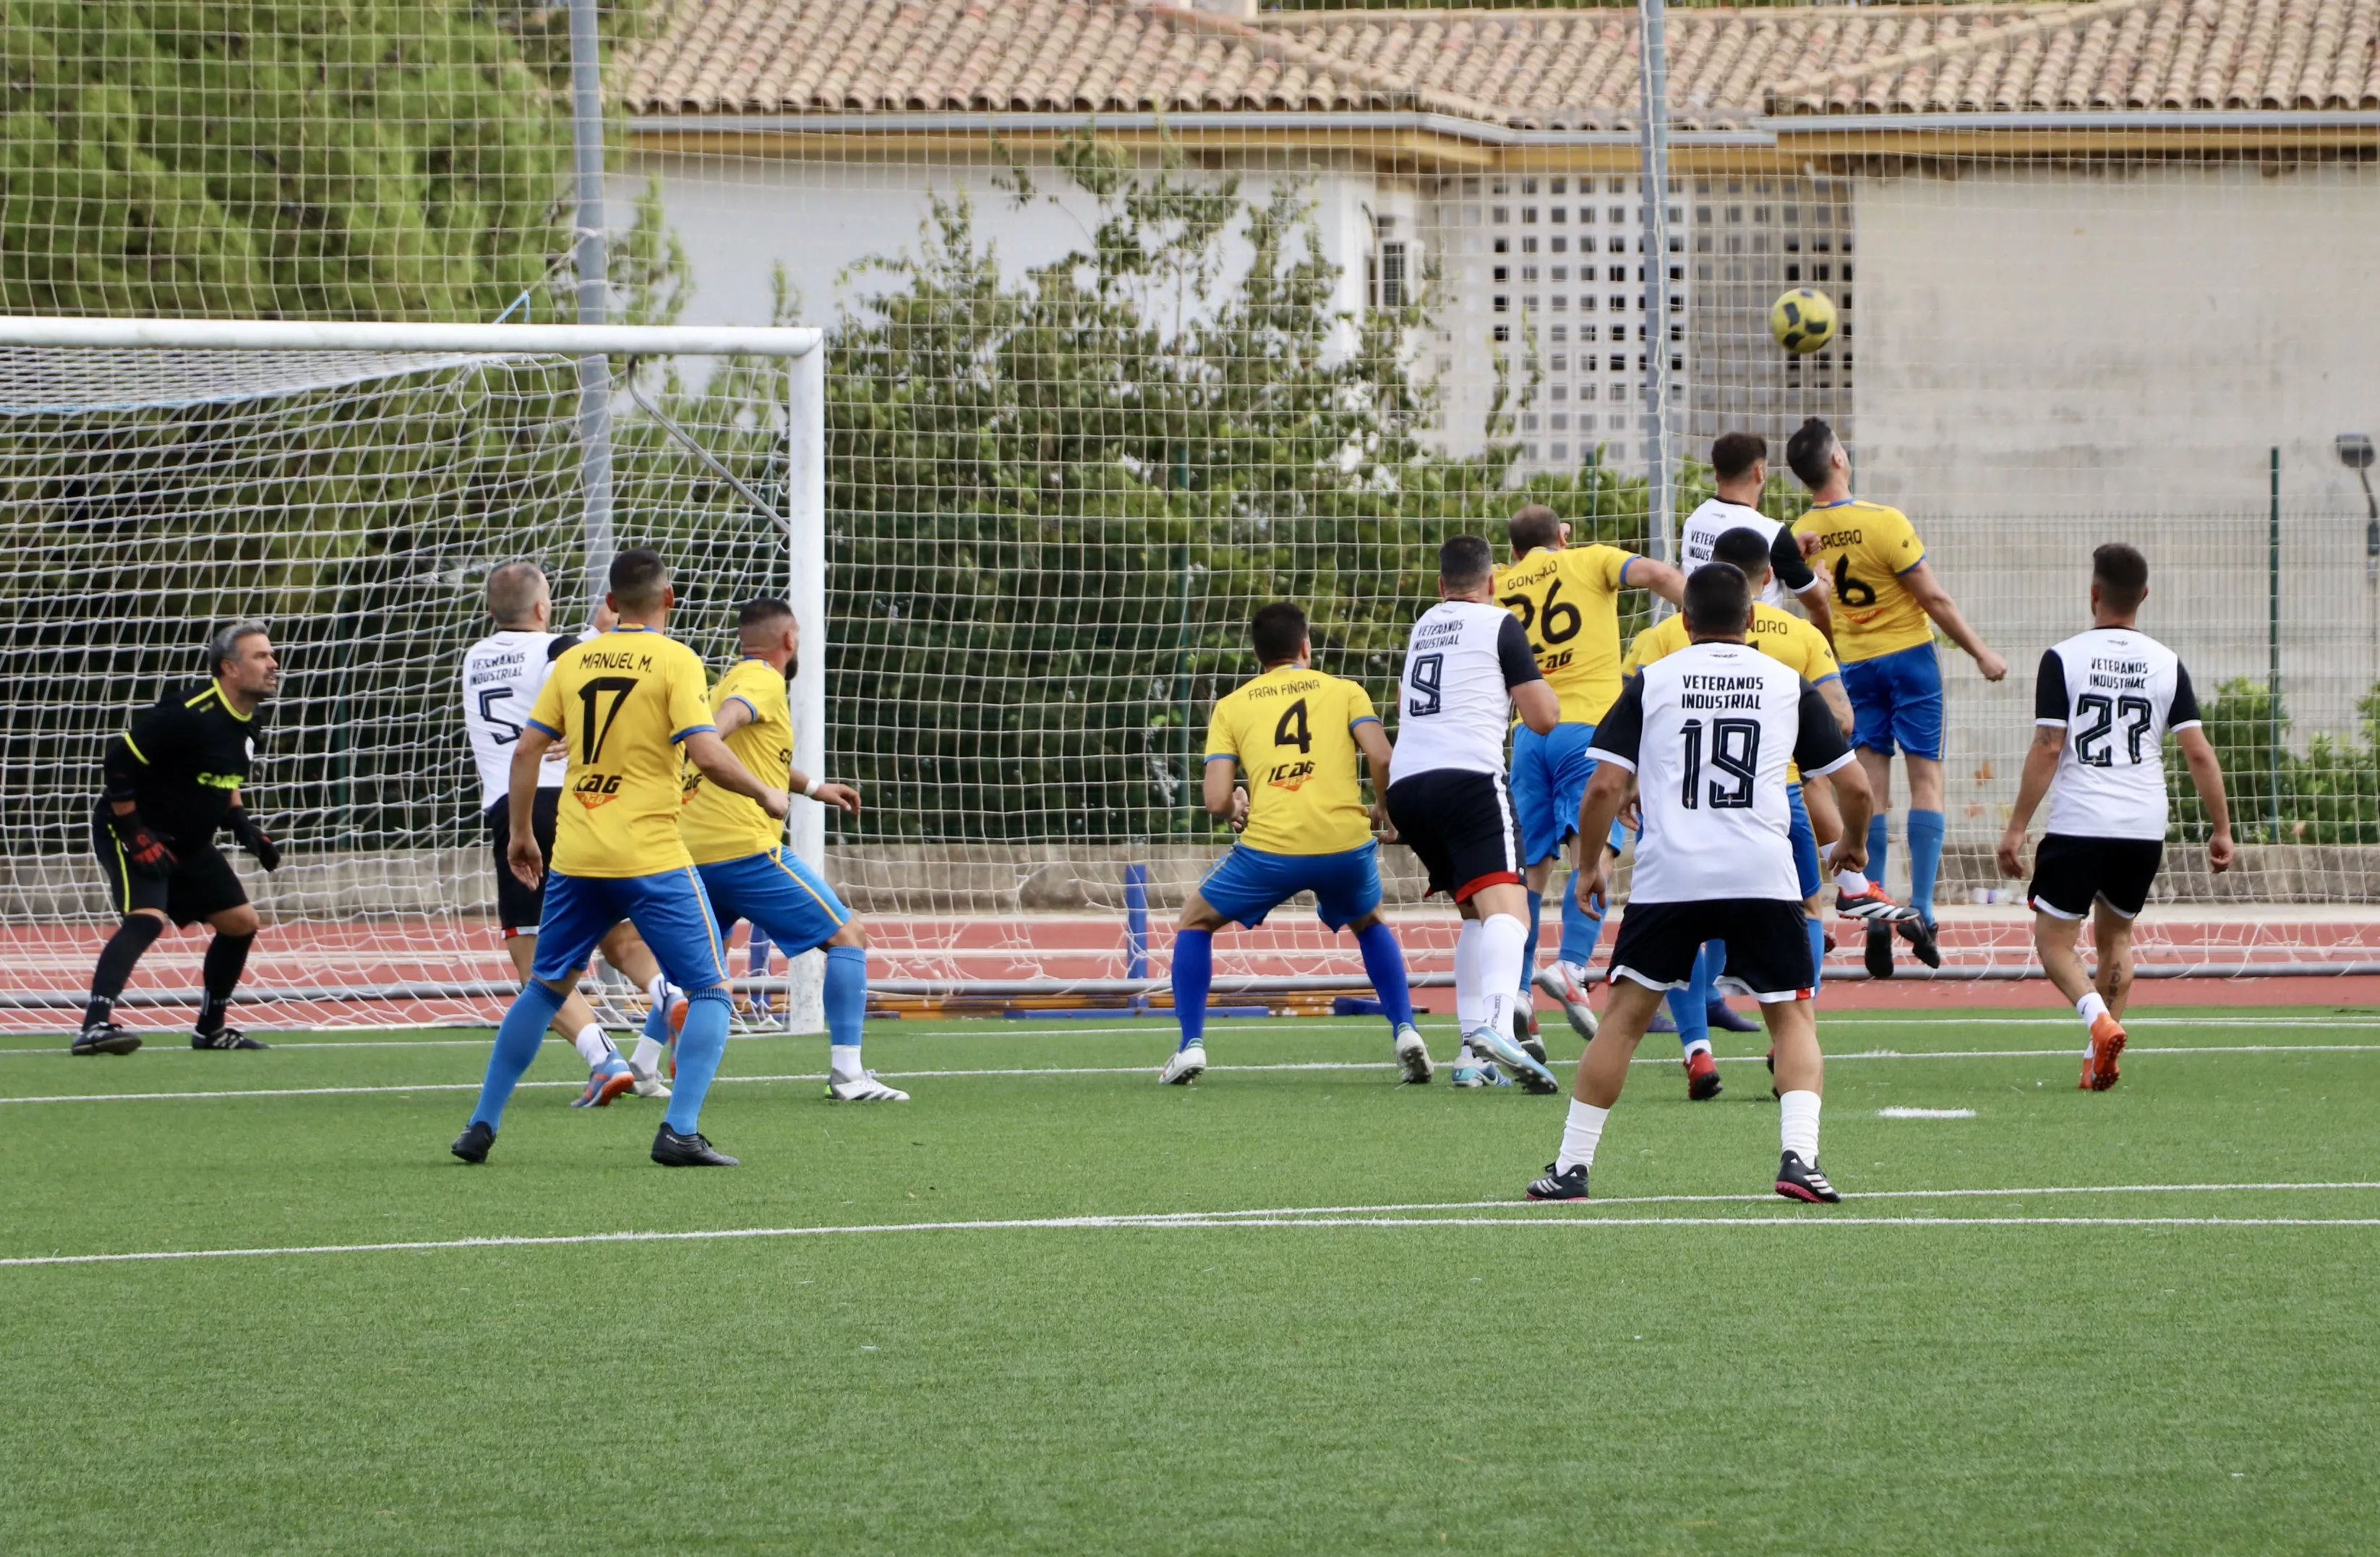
[
  {"left": 90, "top": 801, "right": 248, "bottom": 927},
  {"left": 488, "top": 787, "right": 564, "bottom": 937}
]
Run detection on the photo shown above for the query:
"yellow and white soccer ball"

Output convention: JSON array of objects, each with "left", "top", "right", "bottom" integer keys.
[{"left": 1768, "top": 288, "right": 1837, "bottom": 355}]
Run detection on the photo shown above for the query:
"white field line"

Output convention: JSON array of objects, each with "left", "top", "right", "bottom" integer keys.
[
  {"left": 7, "top": 1182, "right": 2379, "bottom": 1268},
  {"left": 8, "top": 1044, "right": 2380, "bottom": 1106},
  {"left": 1878, "top": 1107, "right": 1977, "bottom": 1119}
]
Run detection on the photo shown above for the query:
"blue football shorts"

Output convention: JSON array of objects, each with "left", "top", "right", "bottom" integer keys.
[
  {"left": 1195, "top": 841, "right": 1382, "bottom": 931},
  {"left": 531, "top": 866, "right": 730, "bottom": 995},
  {"left": 1509, "top": 721, "right": 1601, "bottom": 868},
  {"left": 698, "top": 848, "right": 854, "bottom": 958},
  {"left": 1788, "top": 782, "right": 1822, "bottom": 900},
  {"left": 1842, "top": 641, "right": 1945, "bottom": 761}
]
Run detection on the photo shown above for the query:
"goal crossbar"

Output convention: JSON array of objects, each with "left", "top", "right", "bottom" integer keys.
[{"left": 0, "top": 317, "right": 822, "bottom": 358}]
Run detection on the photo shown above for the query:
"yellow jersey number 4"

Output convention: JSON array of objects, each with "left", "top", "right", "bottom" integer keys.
[
  {"left": 1266, "top": 696, "right": 1317, "bottom": 790},
  {"left": 1499, "top": 576, "right": 1583, "bottom": 671}
]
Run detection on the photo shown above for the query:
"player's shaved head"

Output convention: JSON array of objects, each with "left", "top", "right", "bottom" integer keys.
[
  {"left": 1507, "top": 505, "right": 1563, "bottom": 555},
  {"left": 1439, "top": 534, "right": 1495, "bottom": 589},
  {"left": 737, "top": 597, "right": 794, "bottom": 647},
  {"left": 485, "top": 560, "right": 549, "bottom": 627},
  {"left": 1250, "top": 602, "right": 1308, "bottom": 665},
  {"left": 2093, "top": 542, "right": 2149, "bottom": 613},
  {"left": 1711, "top": 432, "right": 1767, "bottom": 482},
  {"left": 608, "top": 547, "right": 671, "bottom": 612},
  {"left": 1682, "top": 563, "right": 1752, "bottom": 638},
  {"left": 1711, "top": 526, "right": 1773, "bottom": 581},
  {"left": 1784, "top": 418, "right": 1837, "bottom": 490}
]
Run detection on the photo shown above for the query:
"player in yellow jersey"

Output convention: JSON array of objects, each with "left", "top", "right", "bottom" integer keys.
[
  {"left": 1786, "top": 417, "right": 2006, "bottom": 978},
  {"left": 452, "top": 549, "right": 789, "bottom": 1169},
  {"left": 1491, "top": 504, "right": 1684, "bottom": 1057},
  {"left": 1165, "top": 603, "right": 1426, "bottom": 1087},
  {"left": 1622, "top": 527, "right": 1912, "bottom": 1097},
  {"left": 676, "top": 598, "right": 905, "bottom": 1102}
]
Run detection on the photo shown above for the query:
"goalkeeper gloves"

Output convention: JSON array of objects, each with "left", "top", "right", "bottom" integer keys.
[
  {"left": 226, "top": 807, "right": 282, "bottom": 872},
  {"left": 107, "top": 809, "right": 178, "bottom": 878}
]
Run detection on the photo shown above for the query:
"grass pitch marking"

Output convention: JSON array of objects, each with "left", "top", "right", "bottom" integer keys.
[
  {"left": 7, "top": 1182, "right": 2379, "bottom": 1269},
  {"left": 1878, "top": 1107, "right": 1978, "bottom": 1119}
]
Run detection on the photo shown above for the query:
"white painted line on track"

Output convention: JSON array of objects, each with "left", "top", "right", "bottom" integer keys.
[
  {"left": 1878, "top": 1107, "right": 1977, "bottom": 1119},
  {"left": 8, "top": 1042, "right": 2380, "bottom": 1106},
  {"left": 9, "top": 1185, "right": 2378, "bottom": 1268}
]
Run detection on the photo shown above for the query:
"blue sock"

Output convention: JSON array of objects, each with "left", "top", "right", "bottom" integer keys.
[
  {"left": 1866, "top": 812, "right": 1891, "bottom": 894},
  {"left": 823, "top": 944, "right": 866, "bottom": 1048},
  {"left": 1354, "top": 921, "right": 1414, "bottom": 1029},
  {"left": 473, "top": 979, "right": 567, "bottom": 1130},
  {"left": 1907, "top": 809, "right": 1946, "bottom": 926},
  {"left": 1521, "top": 888, "right": 1544, "bottom": 995},
  {"left": 1171, "top": 929, "right": 1212, "bottom": 1050},
  {"left": 1667, "top": 944, "right": 1712, "bottom": 1055},
  {"left": 663, "top": 990, "right": 732, "bottom": 1135},
  {"left": 1805, "top": 915, "right": 1828, "bottom": 993},
  {"left": 1557, "top": 869, "right": 1603, "bottom": 967}
]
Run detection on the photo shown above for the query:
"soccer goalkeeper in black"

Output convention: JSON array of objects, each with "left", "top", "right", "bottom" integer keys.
[{"left": 76, "top": 623, "right": 284, "bottom": 1055}]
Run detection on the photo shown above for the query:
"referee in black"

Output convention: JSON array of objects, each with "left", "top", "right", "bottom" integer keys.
[{"left": 76, "top": 622, "right": 283, "bottom": 1054}]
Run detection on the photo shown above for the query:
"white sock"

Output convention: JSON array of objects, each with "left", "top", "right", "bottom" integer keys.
[
  {"left": 1683, "top": 1037, "right": 1713, "bottom": 1059},
  {"left": 1558, "top": 1099, "right": 1609, "bottom": 1173},
  {"left": 1820, "top": 839, "right": 1838, "bottom": 866},
  {"left": 831, "top": 1044, "right": 865, "bottom": 1084},
  {"left": 1779, "top": 1089, "right": 1822, "bottom": 1164},
  {"left": 1833, "top": 866, "right": 1871, "bottom": 895},
  {"left": 2076, "top": 991, "right": 2109, "bottom": 1033},
  {"left": 572, "top": 1023, "right": 618, "bottom": 1068},
  {"left": 1453, "top": 918, "right": 1486, "bottom": 1033},
  {"left": 646, "top": 973, "right": 672, "bottom": 1009},
  {"left": 630, "top": 1036, "right": 665, "bottom": 1070},
  {"left": 1474, "top": 913, "right": 1528, "bottom": 1040}
]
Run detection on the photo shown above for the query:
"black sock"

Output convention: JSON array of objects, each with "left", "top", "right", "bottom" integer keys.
[
  {"left": 85, "top": 916, "right": 166, "bottom": 1030},
  {"left": 197, "top": 932, "right": 254, "bottom": 1035}
]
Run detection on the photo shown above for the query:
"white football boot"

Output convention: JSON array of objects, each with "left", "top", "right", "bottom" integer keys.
[
  {"left": 1532, "top": 960, "right": 1601, "bottom": 1040},
  {"left": 1392, "top": 1024, "right": 1434, "bottom": 1085},
  {"left": 826, "top": 1070, "right": 911, "bottom": 1102},
  {"left": 1158, "top": 1044, "right": 1207, "bottom": 1085}
]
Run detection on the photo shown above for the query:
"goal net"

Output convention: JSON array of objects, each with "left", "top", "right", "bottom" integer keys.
[{"left": 0, "top": 321, "right": 823, "bottom": 1033}]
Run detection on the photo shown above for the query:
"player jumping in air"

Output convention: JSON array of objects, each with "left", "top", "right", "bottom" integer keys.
[
  {"left": 678, "top": 597, "right": 907, "bottom": 1103},
  {"left": 1527, "top": 561, "right": 1878, "bottom": 1203},
  {"left": 1621, "top": 526, "right": 1907, "bottom": 1098},
  {"left": 451, "top": 549, "right": 787, "bottom": 1168},
  {"left": 1998, "top": 544, "right": 2234, "bottom": 1091},
  {"left": 1677, "top": 432, "right": 1834, "bottom": 639},
  {"left": 1385, "top": 536, "right": 1564, "bottom": 1093},
  {"left": 77, "top": 622, "right": 283, "bottom": 1054},
  {"left": 1788, "top": 417, "right": 2006, "bottom": 977},
  {"left": 1164, "top": 602, "right": 1426, "bottom": 1087},
  {"left": 1491, "top": 505, "right": 1684, "bottom": 1060},
  {"left": 463, "top": 561, "right": 676, "bottom": 1106}
]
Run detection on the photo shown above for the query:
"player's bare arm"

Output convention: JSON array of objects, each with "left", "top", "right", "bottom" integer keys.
[
  {"left": 2176, "top": 726, "right": 2236, "bottom": 873},
  {"left": 1569, "top": 760, "right": 1631, "bottom": 910},
  {"left": 1511, "top": 678, "right": 1559, "bottom": 735},
  {"left": 1901, "top": 561, "right": 2008, "bottom": 681},
  {"left": 682, "top": 730, "right": 792, "bottom": 821},
  {"left": 1995, "top": 725, "right": 2066, "bottom": 878},
  {"left": 1818, "top": 676, "right": 1854, "bottom": 735},
  {"left": 505, "top": 727, "right": 557, "bottom": 889},
  {"left": 1827, "top": 754, "right": 1876, "bottom": 874},
  {"left": 1353, "top": 718, "right": 1394, "bottom": 840},
  {"left": 1627, "top": 556, "right": 1687, "bottom": 607},
  {"left": 1200, "top": 754, "right": 1247, "bottom": 831},
  {"left": 1796, "top": 579, "right": 1836, "bottom": 644}
]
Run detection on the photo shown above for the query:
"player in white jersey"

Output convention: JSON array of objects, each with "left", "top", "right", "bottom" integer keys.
[
  {"left": 1998, "top": 544, "right": 2234, "bottom": 1091},
  {"left": 1524, "top": 561, "right": 1878, "bottom": 1204},
  {"left": 463, "top": 562, "right": 675, "bottom": 1105},
  {"left": 1676, "top": 432, "right": 1833, "bottom": 634},
  {"left": 1383, "top": 535, "right": 1563, "bottom": 1092}
]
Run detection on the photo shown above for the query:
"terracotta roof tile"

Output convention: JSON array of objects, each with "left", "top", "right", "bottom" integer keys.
[{"left": 619, "top": 1, "right": 2380, "bottom": 121}]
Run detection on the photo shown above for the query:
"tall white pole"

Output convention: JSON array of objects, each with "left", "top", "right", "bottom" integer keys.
[
  {"left": 568, "top": 0, "right": 614, "bottom": 610},
  {"left": 782, "top": 347, "right": 830, "bottom": 1035},
  {"left": 1638, "top": 0, "right": 1676, "bottom": 572}
]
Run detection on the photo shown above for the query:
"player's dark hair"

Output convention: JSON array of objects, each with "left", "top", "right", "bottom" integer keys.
[
  {"left": 2093, "top": 542, "right": 2149, "bottom": 613},
  {"left": 1711, "top": 526, "right": 1773, "bottom": 579},
  {"left": 208, "top": 620, "right": 270, "bottom": 678},
  {"left": 737, "top": 597, "right": 794, "bottom": 628},
  {"left": 1784, "top": 417, "right": 1836, "bottom": 490},
  {"left": 1507, "top": 504, "right": 1562, "bottom": 555},
  {"left": 608, "top": 547, "right": 671, "bottom": 611},
  {"left": 1250, "top": 602, "right": 1308, "bottom": 665},
  {"left": 1682, "top": 563, "right": 1752, "bottom": 637},
  {"left": 1711, "top": 432, "right": 1768, "bottom": 483},
  {"left": 485, "top": 560, "right": 548, "bottom": 627},
  {"left": 1439, "top": 534, "right": 1495, "bottom": 589}
]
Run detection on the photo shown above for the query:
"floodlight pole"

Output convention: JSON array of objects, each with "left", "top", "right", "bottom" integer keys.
[
  {"left": 1638, "top": 0, "right": 1675, "bottom": 574},
  {"left": 569, "top": 0, "right": 615, "bottom": 610}
]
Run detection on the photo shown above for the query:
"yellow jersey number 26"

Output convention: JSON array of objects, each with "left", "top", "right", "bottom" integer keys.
[{"left": 1499, "top": 578, "right": 1583, "bottom": 671}]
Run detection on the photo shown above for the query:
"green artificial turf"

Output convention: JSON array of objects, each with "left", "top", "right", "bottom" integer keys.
[{"left": 3, "top": 1007, "right": 2376, "bottom": 1554}]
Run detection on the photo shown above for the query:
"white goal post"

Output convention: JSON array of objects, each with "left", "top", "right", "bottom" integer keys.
[{"left": 0, "top": 317, "right": 831, "bottom": 1034}]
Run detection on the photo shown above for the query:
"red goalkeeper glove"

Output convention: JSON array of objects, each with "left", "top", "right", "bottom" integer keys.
[
  {"left": 107, "top": 810, "right": 178, "bottom": 878},
  {"left": 227, "top": 807, "right": 281, "bottom": 872}
]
